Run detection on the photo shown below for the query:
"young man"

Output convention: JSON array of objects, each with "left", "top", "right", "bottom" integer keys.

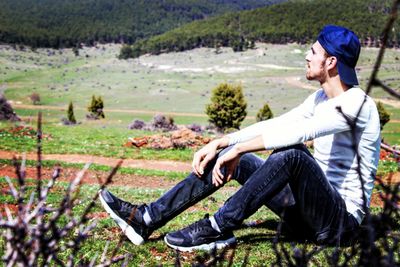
[{"left": 99, "top": 25, "right": 380, "bottom": 251}]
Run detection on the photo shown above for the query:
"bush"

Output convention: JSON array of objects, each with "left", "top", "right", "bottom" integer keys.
[
  {"left": 376, "top": 101, "right": 390, "bottom": 130},
  {"left": 256, "top": 103, "right": 274, "bottom": 122},
  {"left": 87, "top": 95, "right": 105, "bottom": 119},
  {"left": 119, "top": 45, "right": 134, "bottom": 59},
  {"left": 29, "top": 92, "right": 41, "bottom": 105},
  {"left": 128, "top": 119, "right": 146, "bottom": 130},
  {"left": 150, "top": 114, "right": 177, "bottom": 131},
  {"left": 67, "top": 101, "right": 77, "bottom": 124},
  {"left": 0, "top": 93, "right": 20, "bottom": 121},
  {"left": 187, "top": 123, "right": 203, "bottom": 133},
  {"left": 205, "top": 83, "right": 247, "bottom": 132}
]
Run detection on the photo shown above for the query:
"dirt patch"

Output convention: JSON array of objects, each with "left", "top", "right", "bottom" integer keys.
[
  {"left": 0, "top": 203, "right": 18, "bottom": 216},
  {"left": 379, "top": 172, "right": 400, "bottom": 184},
  {"left": 0, "top": 150, "right": 191, "bottom": 172},
  {"left": 1, "top": 163, "right": 398, "bottom": 208},
  {"left": 0, "top": 165, "right": 179, "bottom": 189},
  {"left": 370, "top": 173, "right": 400, "bottom": 208}
]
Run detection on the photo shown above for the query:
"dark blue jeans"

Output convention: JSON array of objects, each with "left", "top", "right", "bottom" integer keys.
[{"left": 147, "top": 144, "right": 359, "bottom": 244}]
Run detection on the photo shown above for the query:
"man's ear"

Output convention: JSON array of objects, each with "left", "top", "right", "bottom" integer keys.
[{"left": 326, "top": 56, "right": 338, "bottom": 71}]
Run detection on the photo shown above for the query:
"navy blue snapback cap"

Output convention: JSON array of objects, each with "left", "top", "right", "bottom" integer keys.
[{"left": 317, "top": 25, "right": 361, "bottom": 86}]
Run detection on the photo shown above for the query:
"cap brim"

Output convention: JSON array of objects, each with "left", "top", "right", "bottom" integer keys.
[{"left": 337, "top": 61, "right": 358, "bottom": 86}]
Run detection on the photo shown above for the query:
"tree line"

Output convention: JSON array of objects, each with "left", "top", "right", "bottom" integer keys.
[
  {"left": 120, "top": 0, "right": 400, "bottom": 59},
  {"left": 0, "top": 0, "right": 284, "bottom": 49}
]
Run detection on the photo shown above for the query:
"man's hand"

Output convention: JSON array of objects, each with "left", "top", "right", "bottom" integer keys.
[
  {"left": 212, "top": 146, "right": 241, "bottom": 186},
  {"left": 192, "top": 137, "right": 229, "bottom": 177},
  {"left": 212, "top": 135, "right": 265, "bottom": 186}
]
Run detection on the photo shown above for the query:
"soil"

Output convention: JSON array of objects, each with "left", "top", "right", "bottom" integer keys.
[
  {"left": 0, "top": 150, "right": 398, "bottom": 208},
  {"left": 0, "top": 150, "right": 191, "bottom": 172},
  {"left": 0, "top": 164, "right": 179, "bottom": 189}
]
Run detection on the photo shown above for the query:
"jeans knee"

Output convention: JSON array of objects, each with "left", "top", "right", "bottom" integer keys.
[{"left": 271, "top": 144, "right": 311, "bottom": 159}]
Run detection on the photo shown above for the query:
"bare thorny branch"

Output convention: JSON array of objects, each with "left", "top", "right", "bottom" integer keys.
[
  {"left": 1, "top": 1, "right": 400, "bottom": 266},
  {"left": 0, "top": 112, "right": 129, "bottom": 266}
]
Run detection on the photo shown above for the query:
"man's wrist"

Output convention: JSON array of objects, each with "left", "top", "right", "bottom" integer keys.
[
  {"left": 232, "top": 143, "right": 246, "bottom": 155},
  {"left": 215, "top": 136, "right": 230, "bottom": 149}
]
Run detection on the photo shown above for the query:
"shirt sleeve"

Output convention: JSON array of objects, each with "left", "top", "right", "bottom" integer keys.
[
  {"left": 227, "top": 89, "right": 320, "bottom": 146},
  {"left": 262, "top": 88, "right": 371, "bottom": 150}
]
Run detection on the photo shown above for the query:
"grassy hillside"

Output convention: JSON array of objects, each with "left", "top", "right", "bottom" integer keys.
[
  {"left": 125, "top": 0, "right": 399, "bottom": 57},
  {"left": 0, "top": 0, "right": 286, "bottom": 48},
  {"left": 1, "top": 42, "right": 400, "bottom": 147}
]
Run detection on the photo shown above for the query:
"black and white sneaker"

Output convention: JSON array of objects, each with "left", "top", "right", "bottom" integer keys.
[
  {"left": 99, "top": 189, "right": 152, "bottom": 245},
  {"left": 164, "top": 215, "right": 236, "bottom": 252}
]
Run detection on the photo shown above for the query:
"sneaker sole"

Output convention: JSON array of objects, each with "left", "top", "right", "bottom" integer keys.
[
  {"left": 164, "top": 235, "right": 236, "bottom": 252},
  {"left": 98, "top": 190, "right": 145, "bottom": 245}
]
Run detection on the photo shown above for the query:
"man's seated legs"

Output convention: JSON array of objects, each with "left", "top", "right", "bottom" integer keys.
[
  {"left": 165, "top": 144, "right": 359, "bottom": 251},
  {"left": 99, "top": 146, "right": 265, "bottom": 245}
]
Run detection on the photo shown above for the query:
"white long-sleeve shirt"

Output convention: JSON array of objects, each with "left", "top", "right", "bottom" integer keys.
[{"left": 228, "top": 87, "right": 381, "bottom": 224}]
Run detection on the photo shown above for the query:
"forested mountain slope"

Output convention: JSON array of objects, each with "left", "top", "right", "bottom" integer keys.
[
  {"left": 0, "top": 0, "right": 286, "bottom": 48},
  {"left": 123, "top": 0, "right": 399, "bottom": 58}
]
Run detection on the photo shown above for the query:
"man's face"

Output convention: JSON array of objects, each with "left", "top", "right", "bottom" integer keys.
[{"left": 305, "top": 41, "right": 329, "bottom": 83}]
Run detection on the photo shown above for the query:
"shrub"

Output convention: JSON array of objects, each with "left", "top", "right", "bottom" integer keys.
[
  {"left": 29, "top": 92, "right": 41, "bottom": 105},
  {"left": 119, "top": 45, "right": 134, "bottom": 59},
  {"left": 150, "top": 114, "right": 177, "bottom": 132},
  {"left": 376, "top": 101, "right": 390, "bottom": 130},
  {"left": 187, "top": 123, "right": 203, "bottom": 133},
  {"left": 0, "top": 93, "right": 20, "bottom": 121},
  {"left": 205, "top": 83, "right": 247, "bottom": 132},
  {"left": 87, "top": 95, "right": 105, "bottom": 119},
  {"left": 128, "top": 119, "right": 146, "bottom": 130},
  {"left": 67, "top": 101, "right": 77, "bottom": 124},
  {"left": 256, "top": 103, "right": 274, "bottom": 122}
]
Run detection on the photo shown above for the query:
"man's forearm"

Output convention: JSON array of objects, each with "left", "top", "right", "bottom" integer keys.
[{"left": 233, "top": 135, "right": 265, "bottom": 155}]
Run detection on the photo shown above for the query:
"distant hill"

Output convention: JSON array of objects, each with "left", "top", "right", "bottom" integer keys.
[
  {"left": 0, "top": 0, "right": 287, "bottom": 48},
  {"left": 123, "top": 0, "right": 399, "bottom": 58}
]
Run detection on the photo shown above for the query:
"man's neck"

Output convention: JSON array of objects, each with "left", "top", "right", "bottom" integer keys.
[{"left": 321, "top": 79, "right": 350, "bottom": 98}]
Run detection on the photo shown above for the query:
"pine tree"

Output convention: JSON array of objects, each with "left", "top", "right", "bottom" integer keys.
[
  {"left": 67, "top": 101, "right": 76, "bottom": 124},
  {"left": 96, "top": 96, "right": 105, "bottom": 118},
  {"left": 205, "top": 83, "right": 247, "bottom": 132},
  {"left": 87, "top": 95, "right": 105, "bottom": 119},
  {"left": 256, "top": 103, "right": 273, "bottom": 122},
  {"left": 119, "top": 45, "right": 134, "bottom": 59},
  {"left": 376, "top": 101, "right": 390, "bottom": 130},
  {"left": 88, "top": 95, "right": 97, "bottom": 113}
]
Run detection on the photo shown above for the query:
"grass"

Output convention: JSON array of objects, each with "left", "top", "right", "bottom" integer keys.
[
  {"left": 0, "top": 158, "right": 189, "bottom": 182},
  {"left": 0, "top": 39, "right": 399, "bottom": 266},
  {"left": 1, "top": 43, "right": 399, "bottom": 162},
  {"left": 1, "top": 171, "right": 397, "bottom": 266},
  {"left": 0, "top": 119, "right": 196, "bottom": 161},
  {"left": 2, "top": 44, "right": 399, "bottom": 117},
  {"left": 0, "top": 175, "right": 279, "bottom": 265}
]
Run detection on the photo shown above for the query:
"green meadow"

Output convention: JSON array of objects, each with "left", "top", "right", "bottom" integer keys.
[
  {"left": 0, "top": 174, "right": 388, "bottom": 266},
  {"left": 0, "top": 44, "right": 399, "bottom": 266},
  {"left": 1, "top": 43, "right": 399, "bottom": 157}
]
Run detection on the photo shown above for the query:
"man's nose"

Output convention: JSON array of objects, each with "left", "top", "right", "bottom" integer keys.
[{"left": 305, "top": 51, "right": 311, "bottom": 61}]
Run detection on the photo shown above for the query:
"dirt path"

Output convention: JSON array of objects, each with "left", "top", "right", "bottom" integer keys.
[
  {"left": 1, "top": 164, "right": 397, "bottom": 208},
  {"left": 0, "top": 165, "right": 179, "bottom": 189},
  {"left": 0, "top": 150, "right": 191, "bottom": 172},
  {"left": 285, "top": 76, "right": 318, "bottom": 91},
  {"left": 12, "top": 103, "right": 257, "bottom": 120},
  {"left": 11, "top": 103, "right": 208, "bottom": 118}
]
